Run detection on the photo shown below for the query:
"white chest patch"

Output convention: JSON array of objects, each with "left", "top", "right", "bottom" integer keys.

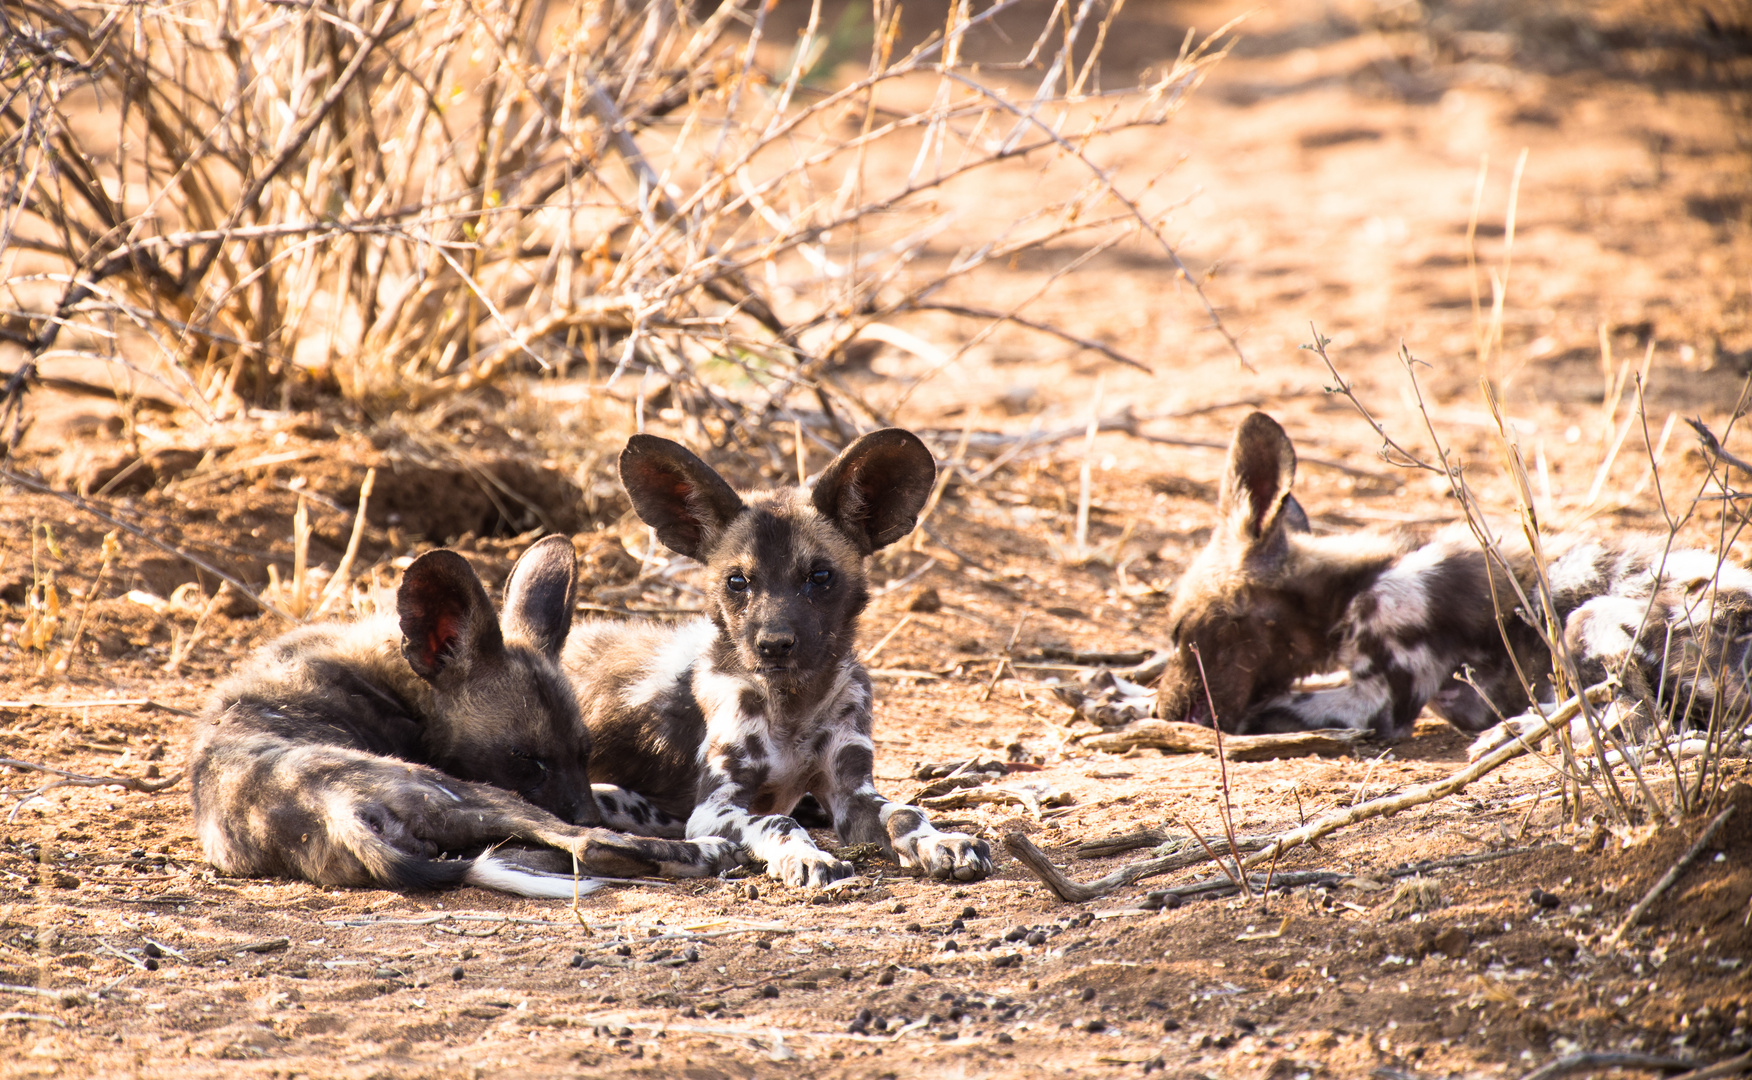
[{"left": 624, "top": 619, "right": 719, "bottom": 710}]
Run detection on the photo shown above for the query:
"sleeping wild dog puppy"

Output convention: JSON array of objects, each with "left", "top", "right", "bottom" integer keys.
[
  {"left": 1153, "top": 411, "right": 1752, "bottom": 742},
  {"left": 190, "top": 536, "right": 742, "bottom": 897},
  {"left": 564, "top": 429, "right": 994, "bottom": 887}
]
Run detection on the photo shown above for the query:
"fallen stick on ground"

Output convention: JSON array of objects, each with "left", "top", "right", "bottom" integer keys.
[
  {"left": 1665, "top": 1050, "right": 1752, "bottom": 1080},
  {"left": 1076, "top": 828, "right": 1171, "bottom": 859},
  {"left": 0, "top": 698, "right": 194, "bottom": 715},
  {"left": 1076, "top": 719, "right": 1366, "bottom": 760},
  {"left": 1143, "top": 869, "right": 1344, "bottom": 905},
  {"left": 1516, "top": 1051, "right": 1695, "bottom": 1080},
  {"left": 1015, "top": 832, "right": 1558, "bottom": 906},
  {"left": 0, "top": 757, "right": 182, "bottom": 794},
  {"left": 1002, "top": 832, "right": 1273, "bottom": 903},
  {"left": 1607, "top": 804, "right": 1738, "bottom": 947},
  {"left": 1237, "top": 695, "right": 1592, "bottom": 873}
]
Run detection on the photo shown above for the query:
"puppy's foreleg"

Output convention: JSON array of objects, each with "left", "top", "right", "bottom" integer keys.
[
  {"left": 818, "top": 732, "right": 992, "bottom": 882},
  {"left": 686, "top": 740, "right": 849, "bottom": 887}
]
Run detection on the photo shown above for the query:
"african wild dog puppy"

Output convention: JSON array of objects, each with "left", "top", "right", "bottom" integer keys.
[
  {"left": 190, "top": 536, "right": 742, "bottom": 897},
  {"left": 563, "top": 429, "right": 994, "bottom": 887},
  {"left": 1153, "top": 411, "right": 1752, "bottom": 742}
]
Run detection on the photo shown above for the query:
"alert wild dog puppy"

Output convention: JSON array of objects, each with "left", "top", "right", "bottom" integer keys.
[
  {"left": 1152, "top": 411, "right": 1752, "bottom": 742},
  {"left": 563, "top": 428, "right": 994, "bottom": 887},
  {"left": 190, "top": 536, "right": 742, "bottom": 897}
]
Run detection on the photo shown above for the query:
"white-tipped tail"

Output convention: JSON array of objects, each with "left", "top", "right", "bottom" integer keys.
[{"left": 463, "top": 853, "right": 604, "bottom": 899}]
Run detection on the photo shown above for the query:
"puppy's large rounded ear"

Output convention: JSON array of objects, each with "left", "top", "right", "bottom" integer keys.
[
  {"left": 1218, "top": 412, "right": 1299, "bottom": 548},
  {"left": 398, "top": 549, "right": 504, "bottom": 683},
  {"left": 620, "top": 435, "right": 745, "bottom": 560},
  {"left": 811, "top": 428, "right": 937, "bottom": 555},
  {"left": 501, "top": 534, "right": 577, "bottom": 659}
]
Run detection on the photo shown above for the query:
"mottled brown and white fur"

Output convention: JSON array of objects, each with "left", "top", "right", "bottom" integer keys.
[
  {"left": 563, "top": 429, "right": 993, "bottom": 887},
  {"left": 1152, "top": 412, "right": 1752, "bottom": 743},
  {"left": 189, "top": 536, "right": 741, "bottom": 897}
]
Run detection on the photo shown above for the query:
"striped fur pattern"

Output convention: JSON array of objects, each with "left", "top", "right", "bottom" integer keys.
[
  {"left": 189, "top": 536, "right": 742, "bottom": 898},
  {"left": 1155, "top": 412, "right": 1752, "bottom": 742},
  {"left": 563, "top": 429, "right": 993, "bottom": 887}
]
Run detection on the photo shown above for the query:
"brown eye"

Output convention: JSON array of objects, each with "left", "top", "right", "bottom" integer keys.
[
  {"left": 727, "top": 572, "right": 749, "bottom": 592},
  {"left": 808, "top": 568, "right": 832, "bottom": 587}
]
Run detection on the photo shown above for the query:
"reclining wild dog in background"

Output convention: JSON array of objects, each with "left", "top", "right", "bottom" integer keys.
[
  {"left": 190, "top": 536, "right": 742, "bottom": 897},
  {"left": 563, "top": 429, "right": 994, "bottom": 887},
  {"left": 1142, "top": 411, "right": 1752, "bottom": 743}
]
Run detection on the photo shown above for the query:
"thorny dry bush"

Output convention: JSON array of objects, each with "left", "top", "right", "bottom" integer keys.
[{"left": 0, "top": 0, "right": 1238, "bottom": 455}]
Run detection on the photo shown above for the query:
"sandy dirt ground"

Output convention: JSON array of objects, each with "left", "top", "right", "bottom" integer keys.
[{"left": 3, "top": 0, "right": 1752, "bottom": 1077}]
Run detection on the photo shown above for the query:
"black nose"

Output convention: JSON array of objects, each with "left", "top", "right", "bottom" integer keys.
[{"left": 757, "top": 630, "right": 796, "bottom": 659}]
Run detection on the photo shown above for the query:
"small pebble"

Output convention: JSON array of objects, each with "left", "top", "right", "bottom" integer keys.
[
  {"left": 1025, "top": 931, "right": 1047, "bottom": 947},
  {"left": 1004, "top": 926, "right": 1028, "bottom": 942},
  {"left": 1080, "top": 987, "right": 1097, "bottom": 1003},
  {"left": 143, "top": 942, "right": 163, "bottom": 960},
  {"left": 451, "top": 966, "right": 465, "bottom": 981},
  {"left": 877, "top": 970, "right": 896, "bottom": 986},
  {"left": 683, "top": 947, "right": 699, "bottom": 962},
  {"left": 1083, "top": 1019, "right": 1106, "bottom": 1033},
  {"left": 569, "top": 952, "right": 586, "bottom": 968},
  {"left": 143, "top": 957, "right": 159, "bottom": 972},
  {"left": 995, "top": 1032, "right": 1014, "bottom": 1045},
  {"left": 754, "top": 939, "right": 772, "bottom": 951},
  {"left": 891, "top": 903, "right": 906, "bottom": 914},
  {"left": 759, "top": 984, "right": 779, "bottom": 999},
  {"left": 960, "top": 906, "right": 978, "bottom": 920}
]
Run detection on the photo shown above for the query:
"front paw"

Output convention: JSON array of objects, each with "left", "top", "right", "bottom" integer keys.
[
  {"left": 897, "top": 831, "right": 993, "bottom": 882},
  {"left": 768, "top": 845, "right": 853, "bottom": 888}
]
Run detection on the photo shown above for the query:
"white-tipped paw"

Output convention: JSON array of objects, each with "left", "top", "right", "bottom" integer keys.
[
  {"left": 897, "top": 831, "right": 993, "bottom": 882},
  {"left": 768, "top": 846, "right": 853, "bottom": 888}
]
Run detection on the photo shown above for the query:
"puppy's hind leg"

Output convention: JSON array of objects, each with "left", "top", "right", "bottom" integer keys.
[
  {"left": 403, "top": 773, "right": 743, "bottom": 878},
  {"left": 588, "top": 787, "right": 744, "bottom": 871},
  {"left": 591, "top": 784, "right": 688, "bottom": 838}
]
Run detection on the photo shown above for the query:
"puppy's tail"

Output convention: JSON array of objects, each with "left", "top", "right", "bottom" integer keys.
[
  {"left": 362, "top": 849, "right": 602, "bottom": 898},
  {"left": 462, "top": 851, "right": 604, "bottom": 899},
  {"left": 331, "top": 813, "right": 603, "bottom": 898}
]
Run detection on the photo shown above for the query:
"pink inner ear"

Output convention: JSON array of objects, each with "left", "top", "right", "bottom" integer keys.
[{"left": 425, "top": 611, "right": 459, "bottom": 667}]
